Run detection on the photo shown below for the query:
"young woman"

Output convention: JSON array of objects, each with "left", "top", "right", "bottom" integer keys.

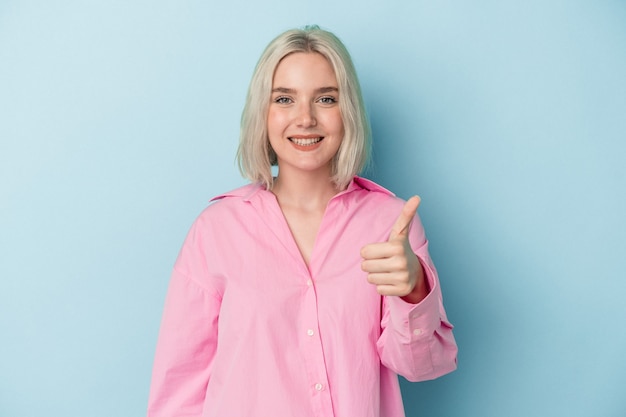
[{"left": 147, "top": 26, "right": 457, "bottom": 417}]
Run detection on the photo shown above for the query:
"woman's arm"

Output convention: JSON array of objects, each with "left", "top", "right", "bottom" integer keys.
[
  {"left": 361, "top": 197, "right": 458, "bottom": 381},
  {"left": 377, "top": 256, "right": 457, "bottom": 382},
  {"left": 147, "top": 223, "right": 221, "bottom": 417}
]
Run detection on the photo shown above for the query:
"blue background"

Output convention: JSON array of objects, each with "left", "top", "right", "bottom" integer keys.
[{"left": 1, "top": 1, "right": 625, "bottom": 416}]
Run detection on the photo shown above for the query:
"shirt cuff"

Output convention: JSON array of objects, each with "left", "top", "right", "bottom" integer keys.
[{"left": 385, "top": 260, "right": 441, "bottom": 342}]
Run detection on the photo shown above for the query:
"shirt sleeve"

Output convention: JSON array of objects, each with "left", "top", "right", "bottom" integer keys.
[
  {"left": 147, "top": 221, "right": 221, "bottom": 417},
  {"left": 376, "top": 214, "right": 458, "bottom": 382}
]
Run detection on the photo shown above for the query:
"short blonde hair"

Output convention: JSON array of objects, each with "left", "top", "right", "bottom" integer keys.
[{"left": 236, "top": 26, "right": 371, "bottom": 190}]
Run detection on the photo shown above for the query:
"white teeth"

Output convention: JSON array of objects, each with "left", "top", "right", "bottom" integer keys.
[{"left": 290, "top": 137, "right": 322, "bottom": 146}]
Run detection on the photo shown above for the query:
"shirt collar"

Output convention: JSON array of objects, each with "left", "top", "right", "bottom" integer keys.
[
  {"left": 209, "top": 176, "right": 394, "bottom": 203},
  {"left": 209, "top": 183, "right": 264, "bottom": 203},
  {"left": 342, "top": 176, "right": 395, "bottom": 197}
]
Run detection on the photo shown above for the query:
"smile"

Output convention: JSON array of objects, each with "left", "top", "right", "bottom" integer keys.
[{"left": 288, "top": 137, "right": 323, "bottom": 146}]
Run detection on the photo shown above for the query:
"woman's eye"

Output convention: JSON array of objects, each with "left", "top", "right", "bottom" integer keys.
[
  {"left": 319, "top": 96, "right": 337, "bottom": 104},
  {"left": 274, "top": 96, "right": 292, "bottom": 104}
]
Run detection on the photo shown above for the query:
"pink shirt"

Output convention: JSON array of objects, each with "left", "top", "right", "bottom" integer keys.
[{"left": 147, "top": 177, "right": 457, "bottom": 417}]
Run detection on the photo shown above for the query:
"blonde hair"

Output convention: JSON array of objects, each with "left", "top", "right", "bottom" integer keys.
[{"left": 236, "top": 25, "right": 371, "bottom": 190}]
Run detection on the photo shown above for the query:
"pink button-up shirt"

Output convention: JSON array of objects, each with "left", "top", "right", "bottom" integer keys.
[{"left": 147, "top": 177, "right": 457, "bottom": 417}]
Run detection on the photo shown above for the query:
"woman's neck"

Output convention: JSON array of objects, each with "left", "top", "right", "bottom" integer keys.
[{"left": 271, "top": 169, "right": 341, "bottom": 211}]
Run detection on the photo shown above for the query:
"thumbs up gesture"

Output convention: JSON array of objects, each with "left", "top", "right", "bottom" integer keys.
[{"left": 360, "top": 196, "right": 428, "bottom": 303}]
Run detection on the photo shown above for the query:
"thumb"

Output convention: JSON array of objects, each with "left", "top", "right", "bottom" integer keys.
[{"left": 388, "top": 196, "right": 421, "bottom": 241}]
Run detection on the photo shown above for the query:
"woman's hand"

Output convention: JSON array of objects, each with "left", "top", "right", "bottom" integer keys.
[{"left": 360, "top": 196, "right": 429, "bottom": 304}]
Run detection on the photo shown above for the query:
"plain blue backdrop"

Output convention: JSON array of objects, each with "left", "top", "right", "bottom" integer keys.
[{"left": 1, "top": 1, "right": 625, "bottom": 416}]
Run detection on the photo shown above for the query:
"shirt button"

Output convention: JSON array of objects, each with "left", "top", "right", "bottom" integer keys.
[
  {"left": 306, "top": 279, "right": 312, "bottom": 286},
  {"left": 314, "top": 383, "right": 323, "bottom": 391},
  {"left": 413, "top": 328, "right": 423, "bottom": 336},
  {"left": 307, "top": 329, "right": 314, "bottom": 336}
]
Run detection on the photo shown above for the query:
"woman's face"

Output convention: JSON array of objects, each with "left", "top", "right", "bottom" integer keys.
[{"left": 267, "top": 52, "right": 344, "bottom": 178}]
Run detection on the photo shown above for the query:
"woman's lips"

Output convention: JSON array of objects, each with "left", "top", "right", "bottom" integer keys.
[{"left": 288, "top": 137, "right": 323, "bottom": 146}]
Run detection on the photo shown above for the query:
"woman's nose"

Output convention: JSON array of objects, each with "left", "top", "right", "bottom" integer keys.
[{"left": 295, "top": 102, "right": 317, "bottom": 127}]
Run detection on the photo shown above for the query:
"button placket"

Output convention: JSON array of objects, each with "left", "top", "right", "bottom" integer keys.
[{"left": 300, "top": 273, "right": 332, "bottom": 413}]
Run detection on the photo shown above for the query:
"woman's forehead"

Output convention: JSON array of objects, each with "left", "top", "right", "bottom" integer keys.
[{"left": 272, "top": 52, "right": 338, "bottom": 89}]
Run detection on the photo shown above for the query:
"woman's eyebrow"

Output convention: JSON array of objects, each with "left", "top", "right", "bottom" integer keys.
[
  {"left": 272, "top": 87, "right": 296, "bottom": 94},
  {"left": 271, "top": 86, "right": 339, "bottom": 94},
  {"left": 317, "top": 86, "right": 339, "bottom": 94}
]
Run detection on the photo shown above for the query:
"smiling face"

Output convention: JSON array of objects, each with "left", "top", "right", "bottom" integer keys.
[{"left": 267, "top": 52, "right": 344, "bottom": 179}]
